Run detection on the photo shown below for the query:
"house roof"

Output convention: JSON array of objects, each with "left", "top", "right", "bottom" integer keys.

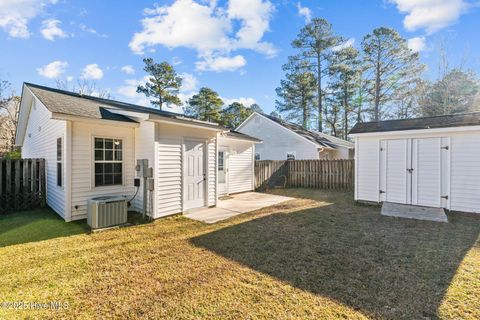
[
  {"left": 259, "top": 113, "right": 354, "bottom": 149},
  {"left": 222, "top": 130, "right": 262, "bottom": 142},
  {"left": 349, "top": 112, "right": 480, "bottom": 134},
  {"left": 24, "top": 83, "right": 223, "bottom": 130}
]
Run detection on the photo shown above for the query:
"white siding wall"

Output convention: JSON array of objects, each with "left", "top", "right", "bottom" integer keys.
[
  {"left": 70, "top": 122, "right": 136, "bottom": 220},
  {"left": 155, "top": 123, "right": 218, "bottom": 217},
  {"left": 22, "top": 97, "right": 66, "bottom": 217},
  {"left": 133, "top": 121, "right": 156, "bottom": 212},
  {"left": 221, "top": 138, "right": 254, "bottom": 194},
  {"left": 355, "top": 137, "right": 380, "bottom": 202},
  {"left": 207, "top": 138, "right": 216, "bottom": 206},
  {"left": 321, "top": 147, "right": 351, "bottom": 160},
  {"left": 238, "top": 113, "right": 319, "bottom": 160},
  {"left": 450, "top": 135, "right": 480, "bottom": 213}
]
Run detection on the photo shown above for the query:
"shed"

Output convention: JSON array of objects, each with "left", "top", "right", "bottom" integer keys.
[{"left": 350, "top": 112, "right": 480, "bottom": 213}]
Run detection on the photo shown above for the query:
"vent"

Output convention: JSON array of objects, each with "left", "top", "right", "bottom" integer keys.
[{"left": 87, "top": 196, "right": 128, "bottom": 229}]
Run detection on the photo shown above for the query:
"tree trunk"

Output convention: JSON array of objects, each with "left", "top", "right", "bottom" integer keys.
[
  {"left": 374, "top": 48, "right": 381, "bottom": 121},
  {"left": 317, "top": 51, "right": 323, "bottom": 132}
]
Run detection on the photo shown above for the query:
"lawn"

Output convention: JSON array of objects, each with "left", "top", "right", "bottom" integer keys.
[{"left": 0, "top": 189, "right": 479, "bottom": 319}]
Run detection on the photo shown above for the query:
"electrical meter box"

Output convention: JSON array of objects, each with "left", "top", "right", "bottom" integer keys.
[{"left": 136, "top": 159, "right": 149, "bottom": 178}]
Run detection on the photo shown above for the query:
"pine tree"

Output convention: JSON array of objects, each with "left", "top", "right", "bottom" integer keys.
[
  {"left": 137, "top": 58, "right": 183, "bottom": 110},
  {"left": 361, "top": 27, "right": 424, "bottom": 120},
  {"left": 184, "top": 87, "right": 223, "bottom": 123},
  {"left": 292, "top": 18, "right": 342, "bottom": 132},
  {"left": 220, "top": 102, "right": 254, "bottom": 129},
  {"left": 275, "top": 58, "right": 317, "bottom": 129}
]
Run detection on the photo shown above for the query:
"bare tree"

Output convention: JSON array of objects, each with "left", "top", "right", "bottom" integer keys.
[
  {"left": 0, "top": 80, "right": 20, "bottom": 154},
  {"left": 55, "top": 79, "right": 112, "bottom": 99}
]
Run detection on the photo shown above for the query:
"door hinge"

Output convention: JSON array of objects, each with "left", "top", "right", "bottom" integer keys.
[
  {"left": 406, "top": 168, "right": 414, "bottom": 173},
  {"left": 441, "top": 146, "right": 449, "bottom": 150},
  {"left": 441, "top": 195, "right": 449, "bottom": 200},
  {"left": 380, "top": 147, "right": 384, "bottom": 151},
  {"left": 379, "top": 190, "right": 386, "bottom": 194}
]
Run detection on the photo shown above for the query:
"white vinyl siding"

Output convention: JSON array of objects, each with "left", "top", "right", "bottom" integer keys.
[
  {"left": 450, "top": 135, "right": 480, "bottom": 213},
  {"left": 133, "top": 121, "right": 156, "bottom": 212},
  {"left": 207, "top": 138, "right": 216, "bottom": 206},
  {"left": 70, "top": 122, "right": 136, "bottom": 220},
  {"left": 21, "top": 97, "right": 66, "bottom": 217},
  {"left": 224, "top": 139, "right": 254, "bottom": 194},
  {"left": 356, "top": 138, "right": 379, "bottom": 202},
  {"left": 384, "top": 139, "right": 409, "bottom": 204}
]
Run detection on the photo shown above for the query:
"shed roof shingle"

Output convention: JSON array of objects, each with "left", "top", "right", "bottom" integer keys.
[{"left": 349, "top": 112, "right": 480, "bottom": 134}]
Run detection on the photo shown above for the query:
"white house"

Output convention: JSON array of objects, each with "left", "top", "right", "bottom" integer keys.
[
  {"left": 350, "top": 113, "right": 480, "bottom": 214},
  {"left": 236, "top": 112, "right": 354, "bottom": 160},
  {"left": 15, "top": 83, "right": 260, "bottom": 221}
]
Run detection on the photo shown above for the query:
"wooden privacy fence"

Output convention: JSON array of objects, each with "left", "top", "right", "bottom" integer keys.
[
  {"left": 255, "top": 159, "right": 354, "bottom": 190},
  {"left": 0, "top": 159, "right": 46, "bottom": 214}
]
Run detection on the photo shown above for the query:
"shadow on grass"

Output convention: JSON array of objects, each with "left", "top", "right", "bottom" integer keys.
[
  {"left": 0, "top": 208, "right": 89, "bottom": 248},
  {"left": 191, "top": 190, "right": 480, "bottom": 319}
]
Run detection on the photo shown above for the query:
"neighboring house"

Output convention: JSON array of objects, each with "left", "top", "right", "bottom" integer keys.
[
  {"left": 15, "top": 83, "right": 260, "bottom": 221},
  {"left": 236, "top": 112, "right": 354, "bottom": 160},
  {"left": 350, "top": 112, "right": 480, "bottom": 214}
]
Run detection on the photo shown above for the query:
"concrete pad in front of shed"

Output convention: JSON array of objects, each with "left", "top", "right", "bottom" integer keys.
[
  {"left": 381, "top": 202, "right": 448, "bottom": 222},
  {"left": 185, "top": 192, "right": 294, "bottom": 224}
]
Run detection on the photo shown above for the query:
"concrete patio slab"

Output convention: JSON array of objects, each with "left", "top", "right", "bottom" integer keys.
[
  {"left": 381, "top": 202, "right": 448, "bottom": 222},
  {"left": 185, "top": 192, "right": 294, "bottom": 224}
]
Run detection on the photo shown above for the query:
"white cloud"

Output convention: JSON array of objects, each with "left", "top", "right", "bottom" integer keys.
[
  {"left": 179, "top": 72, "right": 198, "bottom": 92},
  {"left": 79, "top": 23, "right": 107, "bottom": 38},
  {"left": 120, "top": 65, "right": 135, "bottom": 75},
  {"left": 332, "top": 38, "right": 355, "bottom": 51},
  {"left": 222, "top": 96, "right": 256, "bottom": 106},
  {"left": 297, "top": 2, "right": 312, "bottom": 23},
  {"left": 81, "top": 64, "right": 104, "bottom": 80},
  {"left": 196, "top": 55, "right": 246, "bottom": 72},
  {"left": 172, "top": 56, "right": 183, "bottom": 65},
  {"left": 40, "top": 19, "right": 68, "bottom": 41},
  {"left": 37, "top": 60, "right": 68, "bottom": 78},
  {"left": 0, "top": 0, "right": 58, "bottom": 38},
  {"left": 66, "top": 76, "right": 73, "bottom": 82},
  {"left": 129, "top": 0, "right": 275, "bottom": 72},
  {"left": 408, "top": 36, "right": 427, "bottom": 52},
  {"left": 390, "top": 0, "right": 471, "bottom": 34}
]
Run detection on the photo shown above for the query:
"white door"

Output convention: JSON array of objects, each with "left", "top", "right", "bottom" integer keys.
[
  {"left": 218, "top": 147, "right": 228, "bottom": 196},
  {"left": 184, "top": 140, "right": 205, "bottom": 210},
  {"left": 411, "top": 138, "right": 442, "bottom": 207},
  {"left": 382, "top": 139, "right": 410, "bottom": 204}
]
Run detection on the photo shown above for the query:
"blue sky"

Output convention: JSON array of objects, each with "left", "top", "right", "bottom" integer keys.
[{"left": 1, "top": 0, "right": 479, "bottom": 114}]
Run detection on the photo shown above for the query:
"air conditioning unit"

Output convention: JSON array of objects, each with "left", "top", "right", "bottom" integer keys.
[{"left": 87, "top": 196, "right": 128, "bottom": 229}]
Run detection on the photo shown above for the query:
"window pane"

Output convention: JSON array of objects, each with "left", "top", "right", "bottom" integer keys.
[
  {"left": 113, "top": 163, "right": 122, "bottom": 174},
  {"left": 95, "top": 163, "right": 104, "bottom": 174},
  {"left": 104, "top": 163, "right": 113, "bottom": 174},
  {"left": 94, "top": 138, "right": 104, "bottom": 149},
  {"left": 104, "top": 139, "right": 113, "bottom": 149},
  {"left": 114, "top": 150, "right": 122, "bottom": 161},
  {"left": 114, "top": 139, "right": 122, "bottom": 150},
  {"left": 57, "top": 138, "right": 62, "bottom": 161},
  {"left": 104, "top": 174, "right": 113, "bottom": 185},
  {"left": 57, "top": 163, "right": 62, "bottom": 187},
  {"left": 94, "top": 150, "right": 104, "bottom": 161},
  {"left": 95, "top": 174, "right": 103, "bottom": 186},
  {"left": 113, "top": 174, "right": 122, "bottom": 185},
  {"left": 105, "top": 150, "right": 113, "bottom": 161}
]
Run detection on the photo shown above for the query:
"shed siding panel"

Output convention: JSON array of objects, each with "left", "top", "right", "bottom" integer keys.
[
  {"left": 70, "top": 122, "right": 136, "bottom": 220},
  {"left": 450, "top": 135, "right": 480, "bottom": 213},
  {"left": 224, "top": 139, "right": 254, "bottom": 194},
  {"left": 21, "top": 97, "right": 66, "bottom": 217},
  {"left": 238, "top": 113, "right": 319, "bottom": 160},
  {"left": 356, "top": 138, "right": 379, "bottom": 202},
  {"left": 207, "top": 138, "right": 216, "bottom": 206}
]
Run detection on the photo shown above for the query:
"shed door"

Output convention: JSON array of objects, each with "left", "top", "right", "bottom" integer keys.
[
  {"left": 381, "top": 139, "right": 410, "bottom": 204},
  {"left": 184, "top": 140, "right": 206, "bottom": 210},
  {"left": 411, "top": 138, "right": 442, "bottom": 207}
]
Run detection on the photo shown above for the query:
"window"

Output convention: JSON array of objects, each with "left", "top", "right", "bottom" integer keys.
[
  {"left": 255, "top": 153, "right": 261, "bottom": 161},
  {"left": 218, "top": 151, "right": 226, "bottom": 183},
  {"left": 94, "top": 137, "right": 123, "bottom": 187},
  {"left": 286, "top": 152, "right": 296, "bottom": 161},
  {"left": 57, "top": 138, "right": 62, "bottom": 187}
]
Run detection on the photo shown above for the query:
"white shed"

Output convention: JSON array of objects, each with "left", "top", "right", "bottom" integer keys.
[
  {"left": 15, "top": 83, "right": 260, "bottom": 221},
  {"left": 350, "top": 113, "right": 480, "bottom": 214}
]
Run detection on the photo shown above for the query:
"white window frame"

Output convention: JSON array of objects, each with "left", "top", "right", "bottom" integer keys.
[
  {"left": 255, "top": 152, "right": 261, "bottom": 161},
  {"left": 92, "top": 136, "right": 125, "bottom": 188},
  {"left": 286, "top": 151, "right": 296, "bottom": 160}
]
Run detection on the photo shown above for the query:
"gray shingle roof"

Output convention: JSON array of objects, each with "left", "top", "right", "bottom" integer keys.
[
  {"left": 223, "top": 130, "right": 262, "bottom": 142},
  {"left": 349, "top": 112, "right": 480, "bottom": 134},
  {"left": 24, "top": 83, "right": 220, "bottom": 129},
  {"left": 261, "top": 113, "right": 353, "bottom": 149}
]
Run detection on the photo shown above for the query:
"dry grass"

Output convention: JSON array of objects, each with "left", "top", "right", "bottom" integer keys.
[{"left": 0, "top": 189, "right": 479, "bottom": 319}]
